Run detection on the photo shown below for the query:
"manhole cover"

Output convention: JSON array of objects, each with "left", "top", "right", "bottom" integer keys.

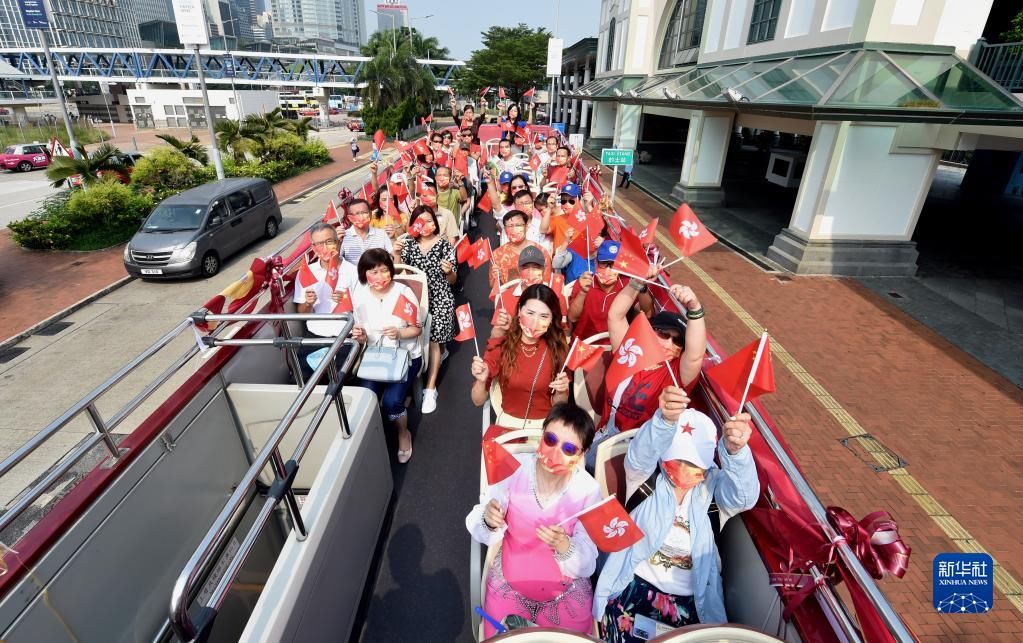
[
  {"left": 34, "top": 321, "right": 73, "bottom": 336},
  {"left": 887, "top": 292, "right": 904, "bottom": 299},
  {"left": 0, "top": 347, "right": 29, "bottom": 364},
  {"left": 839, "top": 434, "right": 907, "bottom": 472}
]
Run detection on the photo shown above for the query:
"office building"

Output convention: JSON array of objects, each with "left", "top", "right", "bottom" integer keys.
[
  {"left": 270, "top": 0, "right": 364, "bottom": 55},
  {"left": 374, "top": 1, "right": 407, "bottom": 33}
]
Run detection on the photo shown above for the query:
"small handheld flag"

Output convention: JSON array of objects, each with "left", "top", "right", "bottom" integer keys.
[
  {"left": 669, "top": 204, "right": 716, "bottom": 257},
  {"left": 706, "top": 332, "right": 775, "bottom": 415},
  {"left": 332, "top": 288, "right": 353, "bottom": 314},
  {"left": 559, "top": 496, "right": 645, "bottom": 553},
  {"left": 393, "top": 293, "right": 419, "bottom": 326},
  {"left": 468, "top": 238, "right": 493, "bottom": 269},
  {"left": 454, "top": 303, "right": 479, "bottom": 355},
  {"left": 483, "top": 439, "right": 521, "bottom": 484}
]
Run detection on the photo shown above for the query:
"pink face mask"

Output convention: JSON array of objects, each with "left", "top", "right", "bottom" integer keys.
[
  {"left": 518, "top": 311, "right": 550, "bottom": 339},
  {"left": 367, "top": 273, "right": 391, "bottom": 290},
  {"left": 538, "top": 441, "right": 575, "bottom": 475}
]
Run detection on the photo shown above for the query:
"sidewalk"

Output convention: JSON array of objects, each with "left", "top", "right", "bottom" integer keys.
[
  {"left": 603, "top": 175, "right": 1023, "bottom": 640},
  {"left": 0, "top": 141, "right": 373, "bottom": 348}
]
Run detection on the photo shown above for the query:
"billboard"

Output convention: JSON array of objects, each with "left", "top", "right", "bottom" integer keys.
[
  {"left": 546, "top": 38, "right": 563, "bottom": 77},
  {"left": 172, "top": 0, "right": 209, "bottom": 46},
  {"left": 16, "top": 0, "right": 49, "bottom": 29}
]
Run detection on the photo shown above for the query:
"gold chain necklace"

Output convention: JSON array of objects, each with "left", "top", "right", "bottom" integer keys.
[{"left": 520, "top": 342, "right": 539, "bottom": 357}]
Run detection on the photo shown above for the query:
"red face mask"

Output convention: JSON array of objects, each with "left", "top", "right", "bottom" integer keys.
[
  {"left": 595, "top": 265, "right": 617, "bottom": 286},
  {"left": 661, "top": 460, "right": 706, "bottom": 491},
  {"left": 518, "top": 310, "right": 550, "bottom": 339},
  {"left": 366, "top": 272, "right": 391, "bottom": 290}
]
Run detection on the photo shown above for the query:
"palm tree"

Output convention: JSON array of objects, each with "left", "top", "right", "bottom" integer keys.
[
  {"left": 360, "top": 30, "right": 445, "bottom": 112},
  {"left": 242, "top": 107, "right": 291, "bottom": 142},
  {"left": 45, "top": 143, "right": 128, "bottom": 189},
  {"left": 156, "top": 133, "right": 209, "bottom": 166},
  {"left": 286, "top": 116, "right": 319, "bottom": 142},
  {"left": 214, "top": 119, "right": 252, "bottom": 163}
]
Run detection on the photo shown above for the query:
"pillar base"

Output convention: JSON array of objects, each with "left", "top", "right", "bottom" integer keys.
[
  {"left": 671, "top": 184, "right": 726, "bottom": 207},
  {"left": 766, "top": 228, "right": 919, "bottom": 276},
  {"left": 587, "top": 136, "right": 613, "bottom": 149}
]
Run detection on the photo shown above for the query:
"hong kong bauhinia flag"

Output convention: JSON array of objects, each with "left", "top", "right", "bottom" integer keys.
[
  {"left": 572, "top": 496, "right": 644, "bottom": 553},
  {"left": 454, "top": 303, "right": 476, "bottom": 341},
  {"left": 670, "top": 203, "right": 716, "bottom": 257},
  {"left": 482, "top": 439, "right": 520, "bottom": 485},
  {"left": 468, "top": 237, "right": 493, "bottom": 269},
  {"left": 605, "top": 314, "right": 664, "bottom": 394},
  {"left": 393, "top": 293, "right": 419, "bottom": 326}
]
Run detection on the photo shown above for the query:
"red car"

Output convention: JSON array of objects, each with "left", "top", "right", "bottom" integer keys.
[
  {"left": 1, "top": 143, "right": 51, "bottom": 172},
  {"left": 346, "top": 119, "right": 364, "bottom": 132}
]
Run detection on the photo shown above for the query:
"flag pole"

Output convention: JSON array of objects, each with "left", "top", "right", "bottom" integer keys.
[
  {"left": 557, "top": 337, "right": 579, "bottom": 379},
  {"left": 665, "top": 361, "right": 681, "bottom": 388},
  {"left": 735, "top": 331, "right": 768, "bottom": 415},
  {"left": 556, "top": 495, "right": 615, "bottom": 527},
  {"left": 661, "top": 255, "right": 686, "bottom": 271},
  {"left": 469, "top": 302, "right": 480, "bottom": 357}
]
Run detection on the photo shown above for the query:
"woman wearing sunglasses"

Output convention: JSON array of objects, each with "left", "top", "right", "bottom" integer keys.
[
  {"left": 470, "top": 284, "right": 570, "bottom": 430},
  {"left": 466, "top": 403, "right": 602, "bottom": 638},
  {"left": 589, "top": 274, "right": 707, "bottom": 466}
]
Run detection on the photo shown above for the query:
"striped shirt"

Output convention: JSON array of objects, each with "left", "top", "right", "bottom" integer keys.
[{"left": 341, "top": 227, "right": 393, "bottom": 265}]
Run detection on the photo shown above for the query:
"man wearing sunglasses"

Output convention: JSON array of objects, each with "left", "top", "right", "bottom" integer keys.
[
  {"left": 567, "top": 240, "right": 653, "bottom": 341},
  {"left": 595, "top": 387, "right": 758, "bottom": 636},
  {"left": 490, "top": 210, "right": 552, "bottom": 291},
  {"left": 467, "top": 403, "right": 603, "bottom": 638}
]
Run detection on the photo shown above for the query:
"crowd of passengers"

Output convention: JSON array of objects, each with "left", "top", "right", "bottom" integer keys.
[{"left": 295, "top": 95, "right": 759, "bottom": 640}]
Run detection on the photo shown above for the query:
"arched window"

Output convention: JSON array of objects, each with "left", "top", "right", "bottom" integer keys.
[
  {"left": 658, "top": 0, "right": 707, "bottom": 69},
  {"left": 605, "top": 18, "right": 616, "bottom": 72}
]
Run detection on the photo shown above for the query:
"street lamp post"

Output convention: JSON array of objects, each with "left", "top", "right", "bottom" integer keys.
[
  {"left": 407, "top": 15, "right": 434, "bottom": 57},
  {"left": 368, "top": 10, "right": 397, "bottom": 55}
]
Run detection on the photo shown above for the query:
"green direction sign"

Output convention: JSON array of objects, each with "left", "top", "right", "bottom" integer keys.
[{"left": 601, "top": 148, "right": 634, "bottom": 166}]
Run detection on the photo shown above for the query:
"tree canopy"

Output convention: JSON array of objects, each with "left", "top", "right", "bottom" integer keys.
[
  {"left": 455, "top": 24, "right": 550, "bottom": 103},
  {"left": 1000, "top": 9, "right": 1023, "bottom": 42},
  {"left": 360, "top": 28, "right": 449, "bottom": 111}
]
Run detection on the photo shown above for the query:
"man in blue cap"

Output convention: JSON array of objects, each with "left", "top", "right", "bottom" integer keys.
[{"left": 567, "top": 240, "right": 652, "bottom": 340}]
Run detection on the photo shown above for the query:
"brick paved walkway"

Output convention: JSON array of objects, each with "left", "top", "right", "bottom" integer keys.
[
  {"left": 606, "top": 177, "right": 1023, "bottom": 641},
  {"left": 0, "top": 141, "right": 372, "bottom": 346}
]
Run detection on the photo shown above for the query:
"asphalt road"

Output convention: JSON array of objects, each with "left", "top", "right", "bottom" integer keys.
[{"left": 0, "top": 168, "right": 59, "bottom": 227}]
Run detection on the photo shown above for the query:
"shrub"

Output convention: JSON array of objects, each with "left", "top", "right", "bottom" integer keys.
[
  {"left": 8, "top": 191, "right": 74, "bottom": 249},
  {"left": 66, "top": 180, "right": 153, "bottom": 230},
  {"left": 236, "top": 161, "right": 293, "bottom": 183},
  {"left": 255, "top": 132, "right": 304, "bottom": 163},
  {"left": 131, "top": 148, "right": 202, "bottom": 200},
  {"left": 293, "top": 139, "right": 331, "bottom": 168}
]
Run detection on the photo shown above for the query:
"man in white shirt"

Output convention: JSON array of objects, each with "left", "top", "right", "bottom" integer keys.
[{"left": 340, "top": 198, "right": 393, "bottom": 264}]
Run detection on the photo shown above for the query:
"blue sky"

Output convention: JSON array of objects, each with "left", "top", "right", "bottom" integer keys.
[{"left": 363, "top": 0, "right": 600, "bottom": 60}]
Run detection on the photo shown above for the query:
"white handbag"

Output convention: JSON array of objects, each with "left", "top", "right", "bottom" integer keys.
[{"left": 357, "top": 340, "right": 411, "bottom": 383}]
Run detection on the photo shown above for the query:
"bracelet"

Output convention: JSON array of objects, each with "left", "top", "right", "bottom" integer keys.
[
  {"left": 686, "top": 307, "right": 705, "bottom": 320},
  {"left": 482, "top": 512, "right": 497, "bottom": 532},
  {"left": 629, "top": 280, "right": 647, "bottom": 293},
  {"left": 554, "top": 542, "right": 575, "bottom": 561}
]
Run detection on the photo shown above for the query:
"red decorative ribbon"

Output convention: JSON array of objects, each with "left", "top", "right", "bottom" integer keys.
[{"left": 826, "top": 507, "right": 911, "bottom": 581}]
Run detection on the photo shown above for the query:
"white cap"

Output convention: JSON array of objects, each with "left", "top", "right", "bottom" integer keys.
[
  {"left": 660, "top": 409, "right": 718, "bottom": 470},
  {"left": 389, "top": 172, "right": 407, "bottom": 184}
]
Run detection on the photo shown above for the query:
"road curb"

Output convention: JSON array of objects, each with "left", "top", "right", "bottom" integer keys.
[
  {"left": 0, "top": 158, "right": 373, "bottom": 353},
  {"left": 0, "top": 275, "right": 135, "bottom": 352}
]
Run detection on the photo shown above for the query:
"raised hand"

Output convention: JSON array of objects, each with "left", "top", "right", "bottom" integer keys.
[
  {"left": 723, "top": 413, "right": 753, "bottom": 455},
  {"left": 658, "top": 386, "right": 691, "bottom": 423}
]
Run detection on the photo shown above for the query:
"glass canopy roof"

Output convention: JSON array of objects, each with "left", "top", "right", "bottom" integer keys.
[{"left": 562, "top": 48, "right": 1023, "bottom": 124}]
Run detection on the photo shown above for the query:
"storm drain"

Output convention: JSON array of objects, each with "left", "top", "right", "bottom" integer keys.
[
  {"left": 0, "top": 347, "right": 30, "bottom": 364},
  {"left": 887, "top": 291, "right": 904, "bottom": 299},
  {"left": 34, "top": 321, "right": 74, "bottom": 336},
  {"left": 839, "top": 434, "right": 907, "bottom": 473}
]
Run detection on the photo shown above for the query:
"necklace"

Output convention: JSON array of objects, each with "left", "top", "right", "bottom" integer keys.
[
  {"left": 520, "top": 342, "right": 539, "bottom": 357},
  {"left": 532, "top": 461, "right": 568, "bottom": 507}
]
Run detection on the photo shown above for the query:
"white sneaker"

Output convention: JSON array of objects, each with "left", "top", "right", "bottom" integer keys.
[{"left": 422, "top": 389, "right": 438, "bottom": 414}]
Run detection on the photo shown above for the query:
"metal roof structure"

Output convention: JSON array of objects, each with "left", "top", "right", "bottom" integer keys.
[{"left": 564, "top": 46, "right": 1023, "bottom": 126}]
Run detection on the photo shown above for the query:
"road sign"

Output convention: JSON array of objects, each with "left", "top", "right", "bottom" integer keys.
[
  {"left": 546, "top": 38, "right": 563, "bottom": 77},
  {"left": 601, "top": 148, "right": 634, "bottom": 166},
  {"left": 223, "top": 55, "right": 235, "bottom": 78},
  {"left": 16, "top": 0, "right": 49, "bottom": 29}
]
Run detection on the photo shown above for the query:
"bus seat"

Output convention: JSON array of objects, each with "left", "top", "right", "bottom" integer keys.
[
  {"left": 594, "top": 429, "right": 638, "bottom": 504},
  {"left": 393, "top": 264, "right": 432, "bottom": 385}
]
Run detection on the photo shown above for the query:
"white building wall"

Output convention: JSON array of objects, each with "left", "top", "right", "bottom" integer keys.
[{"left": 127, "top": 89, "right": 277, "bottom": 128}]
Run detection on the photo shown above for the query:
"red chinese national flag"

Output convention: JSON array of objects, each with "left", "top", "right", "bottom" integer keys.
[
  {"left": 567, "top": 340, "right": 604, "bottom": 371},
  {"left": 483, "top": 439, "right": 520, "bottom": 485},
  {"left": 605, "top": 314, "right": 665, "bottom": 394},
  {"left": 322, "top": 199, "right": 340, "bottom": 225},
  {"left": 468, "top": 237, "right": 492, "bottom": 269},
  {"left": 373, "top": 129, "right": 386, "bottom": 153},
  {"left": 393, "top": 293, "right": 419, "bottom": 326},
  {"left": 575, "top": 496, "right": 645, "bottom": 553},
  {"left": 454, "top": 152, "right": 469, "bottom": 176},
  {"left": 478, "top": 86, "right": 491, "bottom": 98},
  {"left": 548, "top": 165, "right": 569, "bottom": 187},
  {"left": 612, "top": 228, "right": 650, "bottom": 280},
  {"left": 522, "top": 87, "right": 535, "bottom": 98},
  {"left": 669, "top": 203, "right": 716, "bottom": 257},
  {"left": 491, "top": 289, "right": 519, "bottom": 324},
  {"left": 477, "top": 190, "right": 492, "bottom": 213},
  {"left": 706, "top": 332, "right": 775, "bottom": 413},
  {"left": 297, "top": 256, "right": 318, "bottom": 291},
  {"left": 332, "top": 287, "right": 353, "bottom": 314},
  {"left": 454, "top": 303, "right": 476, "bottom": 341},
  {"left": 454, "top": 236, "right": 473, "bottom": 264}
]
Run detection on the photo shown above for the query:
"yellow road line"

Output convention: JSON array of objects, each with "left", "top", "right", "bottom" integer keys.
[{"left": 611, "top": 192, "right": 1023, "bottom": 615}]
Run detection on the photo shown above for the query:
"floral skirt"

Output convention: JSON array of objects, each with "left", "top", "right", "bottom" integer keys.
[{"left": 599, "top": 575, "right": 698, "bottom": 643}]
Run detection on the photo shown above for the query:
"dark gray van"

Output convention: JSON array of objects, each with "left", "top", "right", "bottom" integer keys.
[{"left": 123, "top": 178, "right": 283, "bottom": 279}]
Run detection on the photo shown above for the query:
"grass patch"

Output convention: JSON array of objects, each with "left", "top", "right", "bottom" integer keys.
[
  {"left": 65, "top": 224, "right": 136, "bottom": 251},
  {"left": 0, "top": 125, "right": 109, "bottom": 148}
]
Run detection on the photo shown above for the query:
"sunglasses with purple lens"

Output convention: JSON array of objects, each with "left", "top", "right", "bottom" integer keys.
[{"left": 543, "top": 431, "right": 581, "bottom": 457}]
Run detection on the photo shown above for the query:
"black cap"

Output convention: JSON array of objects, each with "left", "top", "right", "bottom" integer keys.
[
  {"left": 650, "top": 311, "right": 686, "bottom": 335},
  {"left": 518, "top": 245, "right": 546, "bottom": 268}
]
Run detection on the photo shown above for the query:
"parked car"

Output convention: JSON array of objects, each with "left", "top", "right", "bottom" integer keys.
[
  {"left": 68, "top": 151, "right": 144, "bottom": 188},
  {"left": 346, "top": 119, "right": 364, "bottom": 132},
  {"left": 1, "top": 143, "right": 51, "bottom": 172},
  {"left": 123, "top": 178, "right": 282, "bottom": 279}
]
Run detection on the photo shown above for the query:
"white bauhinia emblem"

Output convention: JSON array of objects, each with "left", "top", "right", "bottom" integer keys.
[
  {"left": 403, "top": 303, "right": 414, "bottom": 316},
  {"left": 477, "top": 249, "right": 486, "bottom": 261},
  {"left": 458, "top": 310, "right": 472, "bottom": 329},
  {"left": 603, "top": 516, "right": 629, "bottom": 538},
  {"left": 617, "top": 338, "right": 643, "bottom": 367},
  {"left": 574, "top": 211, "right": 587, "bottom": 222},
  {"left": 679, "top": 220, "right": 700, "bottom": 239}
]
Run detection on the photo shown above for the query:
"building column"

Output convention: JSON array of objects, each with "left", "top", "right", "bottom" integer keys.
[
  {"left": 559, "top": 73, "right": 569, "bottom": 126},
  {"left": 570, "top": 63, "right": 580, "bottom": 133},
  {"left": 579, "top": 61, "right": 592, "bottom": 137},
  {"left": 613, "top": 103, "right": 642, "bottom": 151},
  {"left": 670, "top": 109, "right": 732, "bottom": 206},
  {"left": 317, "top": 87, "right": 330, "bottom": 127},
  {"left": 766, "top": 121, "right": 938, "bottom": 276}
]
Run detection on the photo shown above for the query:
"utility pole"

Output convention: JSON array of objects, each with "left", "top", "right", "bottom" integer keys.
[
  {"left": 38, "top": 28, "right": 80, "bottom": 152},
  {"left": 194, "top": 45, "right": 225, "bottom": 180}
]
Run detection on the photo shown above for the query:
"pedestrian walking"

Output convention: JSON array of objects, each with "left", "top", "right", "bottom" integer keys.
[
  {"left": 351, "top": 139, "right": 359, "bottom": 161},
  {"left": 619, "top": 160, "right": 634, "bottom": 189}
]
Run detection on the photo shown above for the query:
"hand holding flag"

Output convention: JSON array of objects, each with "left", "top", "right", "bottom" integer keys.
[
  {"left": 558, "top": 496, "right": 644, "bottom": 552},
  {"left": 331, "top": 288, "right": 353, "bottom": 313}
]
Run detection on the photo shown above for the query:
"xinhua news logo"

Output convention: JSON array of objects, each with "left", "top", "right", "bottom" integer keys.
[{"left": 933, "top": 553, "right": 993, "bottom": 614}]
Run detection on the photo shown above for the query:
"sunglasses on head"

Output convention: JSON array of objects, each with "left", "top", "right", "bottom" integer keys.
[
  {"left": 654, "top": 328, "right": 685, "bottom": 347},
  {"left": 543, "top": 431, "right": 581, "bottom": 457}
]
